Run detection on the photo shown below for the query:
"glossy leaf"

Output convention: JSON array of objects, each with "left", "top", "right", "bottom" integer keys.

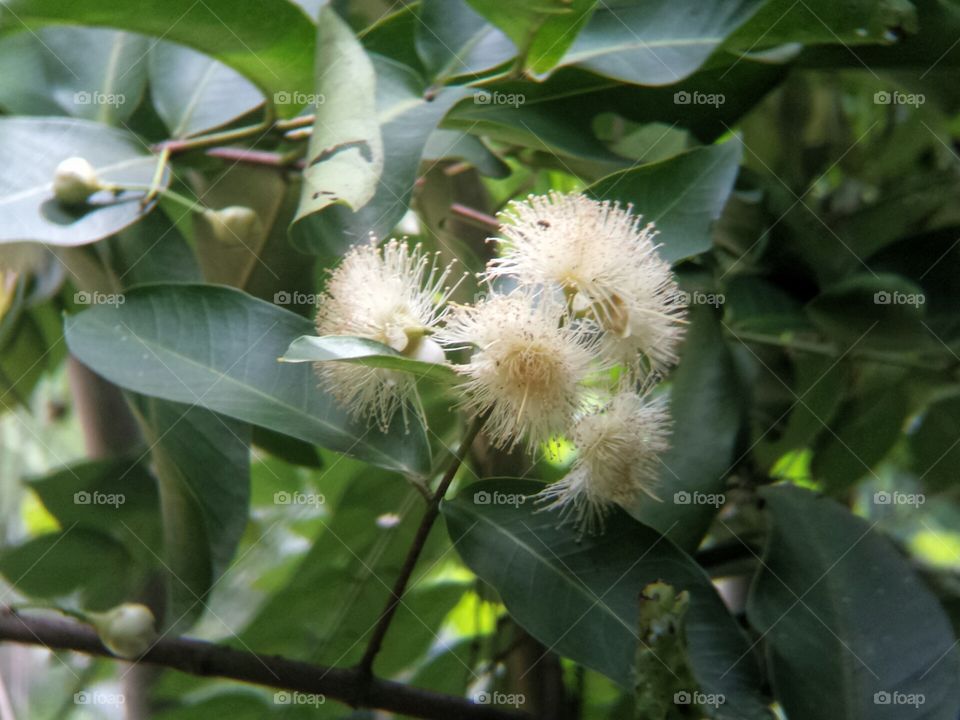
[
  {"left": 0, "top": 117, "right": 166, "bottom": 245},
  {"left": 442, "top": 479, "right": 770, "bottom": 718},
  {"left": 415, "top": 0, "right": 515, "bottom": 81},
  {"left": 587, "top": 141, "right": 743, "bottom": 264},
  {"left": 747, "top": 485, "right": 960, "bottom": 720},
  {"left": 148, "top": 41, "right": 264, "bottom": 138},
  {"left": 63, "top": 283, "right": 431, "bottom": 476},
  {"left": 557, "top": 0, "right": 764, "bottom": 85},
  {"left": 0, "top": 0, "right": 316, "bottom": 117},
  {"left": 281, "top": 335, "right": 460, "bottom": 383}
]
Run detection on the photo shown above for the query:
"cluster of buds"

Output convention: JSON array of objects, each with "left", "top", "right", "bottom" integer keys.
[{"left": 313, "top": 193, "right": 687, "bottom": 532}]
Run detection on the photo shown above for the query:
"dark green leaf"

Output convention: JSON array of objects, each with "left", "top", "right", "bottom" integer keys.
[
  {"left": 747, "top": 485, "right": 959, "bottom": 720},
  {"left": 443, "top": 479, "right": 770, "bottom": 719},
  {"left": 63, "top": 283, "right": 431, "bottom": 475},
  {"left": 587, "top": 142, "right": 742, "bottom": 264}
]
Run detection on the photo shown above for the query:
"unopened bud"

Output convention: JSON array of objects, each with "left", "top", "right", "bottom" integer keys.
[
  {"left": 404, "top": 335, "right": 446, "bottom": 364},
  {"left": 90, "top": 603, "right": 157, "bottom": 659},
  {"left": 52, "top": 157, "right": 102, "bottom": 205},
  {"left": 200, "top": 206, "right": 262, "bottom": 244}
]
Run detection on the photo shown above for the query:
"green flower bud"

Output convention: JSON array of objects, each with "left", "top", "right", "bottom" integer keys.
[
  {"left": 90, "top": 603, "right": 157, "bottom": 659},
  {"left": 52, "top": 157, "right": 102, "bottom": 206},
  {"left": 200, "top": 206, "right": 262, "bottom": 245}
]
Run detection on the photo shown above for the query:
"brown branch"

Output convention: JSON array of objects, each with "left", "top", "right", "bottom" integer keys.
[
  {"left": 0, "top": 609, "right": 527, "bottom": 720},
  {"left": 358, "top": 417, "right": 486, "bottom": 676},
  {"left": 450, "top": 203, "right": 500, "bottom": 232}
]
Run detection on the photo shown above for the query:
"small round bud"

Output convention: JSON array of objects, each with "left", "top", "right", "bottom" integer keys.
[
  {"left": 404, "top": 335, "right": 446, "bottom": 365},
  {"left": 200, "top": 206, "right": 262, "bottom": 244},
  {"left": 52, "top": 157, "right": 102, "bottom": 206},
  {"left": 91, "top": 603, "right": 157, "bottom": 659}
]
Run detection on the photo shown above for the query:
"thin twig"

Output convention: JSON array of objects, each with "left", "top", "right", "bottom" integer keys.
[{"left": 357, "top": 417, "right": 486, "bottom": 677}]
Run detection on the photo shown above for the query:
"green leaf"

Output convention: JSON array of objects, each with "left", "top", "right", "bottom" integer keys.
[
  {"left": 0, "top": 0, "right": 316, "bottom": 117},
  {"left": 130, "top": 396, "right": 250, "bottom": 628},
  {"left": 557, "top": 0, "right": 764, "bottom": 85},
  {"left": 294, "top": 6, "right": 383, "bottom": 224},
  {"left": 26, "top": 455, "right": 162, "bottom": 555},
  {"left": 63, "top": 283, "right": 431, "bottom": 476},
  {"left": 806, "top": 273, "right": 928, "bottom": 351},
  {"left": 281, "top": 335, "right": 460, "bottom": 383},
  {"left": 0, "top": 529, "right": 138, "bottom": 610},
  {"left": 627, "top": 307, "right": 746, "bottom": 550},
  {"left": 148, "top": 41, "right": 264, "bottom": 138},
  {"left": 442, "top": 479, "right": 770, "bottom": 718},
  {"left": 466, "top": 0, "right": 597, "bottom": 75},
  {"left": 0, "top": 27, "right": 149, "bottom": 124},
  {"left": 292, "top": 57, "right": 471, "bottom": 255},
  {"left": 0, "top": 117, "right": 166, "bottom": 246},
  {"left": 415, "top": 0, "right": 515, "bottom": 82},
  {"left": 908, "top": 395, "right": 960, "bottom": 491},
  {"left": 747, "top": 485, "right": 960, "bottom": 720},
  {"left": 587, "top": 141, "right": 742, "bottom": 264},
  {"left": 728, "top": 0, "right": 917, "bottom": 48}
]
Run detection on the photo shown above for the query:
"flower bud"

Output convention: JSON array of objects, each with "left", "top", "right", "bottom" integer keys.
[
  {"left": 403, "top": 335, "right": 446, "bottom": 365},
  {"left": 52, "top": 157, "right": 102, "bottom": 206},
  {"left": 90, "top": 603, "right": 157, "bottom": 659},
  {"left": 200, "top": 206, "right": 262, "bottom": 245}
]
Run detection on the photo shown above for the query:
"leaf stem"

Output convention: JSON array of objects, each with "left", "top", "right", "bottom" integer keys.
[{"left": 357, "top": 415, "right": 485, "bottom": 678}]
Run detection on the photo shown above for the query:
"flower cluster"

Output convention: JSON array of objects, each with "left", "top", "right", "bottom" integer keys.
[{"left": 313, "top": 193, "right": 686, "bottom": 532}]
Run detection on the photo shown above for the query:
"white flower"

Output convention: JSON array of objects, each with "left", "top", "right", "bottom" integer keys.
[
  {"left": 537, "top": 390, "right": 670, "bottom": 534},
  {"left": 438, "top": 290, "right": 595, "bottom": 451},
  {"left": 486, "top": 192, "right": 686, "bottom": 377},
  {"left": 315, "top": 237, "right": 457, "bottom": 430}
]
